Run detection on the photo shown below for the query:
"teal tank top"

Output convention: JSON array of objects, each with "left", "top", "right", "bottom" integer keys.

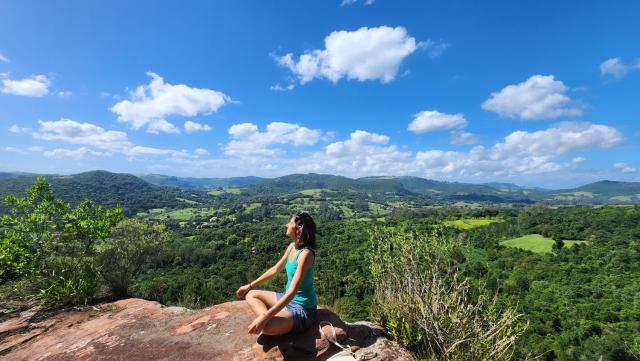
[{"left": 284, "top": 245, "right": 317, "bottom": 308}]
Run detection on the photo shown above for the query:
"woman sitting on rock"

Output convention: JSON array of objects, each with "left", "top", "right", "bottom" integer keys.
[{"left": 236, "top": 211, "right": 318, "bottom": 341}]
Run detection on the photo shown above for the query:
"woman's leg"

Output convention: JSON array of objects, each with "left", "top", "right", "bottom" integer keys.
[
  {"left": 245, "top": 290, "right": 277, "bottom": 315},
  {"left": 245, "top": 290, "right": 294, "bottom": 335}
]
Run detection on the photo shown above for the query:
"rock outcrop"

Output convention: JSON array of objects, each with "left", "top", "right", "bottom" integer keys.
[{"left": 0, "top": 298, "right": 415, "bottom": 360}]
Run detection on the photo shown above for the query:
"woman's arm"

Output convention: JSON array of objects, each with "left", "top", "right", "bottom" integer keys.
[{"left": 261, "top": 249, "right": 314, "bottom": 320}]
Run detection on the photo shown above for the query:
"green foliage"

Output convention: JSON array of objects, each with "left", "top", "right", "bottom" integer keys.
[
  {"left": 0, "top": 177, "right": 122, "bottom": 306},
  {"left": 99, "top": 219, "right": 169, "bottom": 298}
]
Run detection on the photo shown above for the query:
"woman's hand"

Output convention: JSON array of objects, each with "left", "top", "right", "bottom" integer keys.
[
  {"left": 247, "top": 314, "right": 269, "bottom": 334},
  {"left": 235, "top": 284, "right": 251, "bottom": 299}
]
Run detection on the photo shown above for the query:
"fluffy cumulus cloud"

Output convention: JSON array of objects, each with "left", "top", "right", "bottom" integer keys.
[
  {"left": 33, "top": 119, "right": 131, "bottom": 151},
  {"left": 408, "top": 110, "right": 467, "bottom": 133},
  {"left": 416, "top": 122, "right": 623, "bottom": 177},
  {"left": 289, "top": 122, "right": 622, "bottom": 180},
  {"left": 0, "top": 74, "right": 50, "bottom": 97},
  {"left": 225, "top": 122, "right": 321, "bottom": 158},
  {"left": 44, "top": 147, "right": 111, "bottom": 160},
  {"left": 31, "top": 118, "right": 203, "bottom": 160},
  {"left": 600, "top": 57, "right": 640, "bottom": 79},
  {"left": 276, "top": 26, "right": 418, "bottom": 84},
  {"left": 613, "top": 162, "right": 637, "bottom": 173},
  {"left": 481, "top": 75, "right": 583, "bottom": 120},
  {"left": 296, "top": 130, "right": 413, "bottom": 176},
  {"left": 111, "top": 72, "right": 232, "bottom": 134},
  {"left": 184, "top": 120, "right": 212, "bottom": 134},
  {"left": 450, "top": 131, "right": 477, "bottom": 145}
]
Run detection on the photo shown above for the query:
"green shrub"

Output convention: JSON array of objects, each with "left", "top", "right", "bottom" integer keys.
[
  {"left": 99, "top": 219, "right": 168, "bottom": 298},
  {"left": 0, "top": 177, "right": 122, "bottom": 306}
]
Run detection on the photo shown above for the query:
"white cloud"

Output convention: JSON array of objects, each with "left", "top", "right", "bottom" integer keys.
[
  {"left": 146, "top": 119, "right": 180, "bottom": 134},
  {"left": 340, "top": 0, "right": 374, "bottom": 5},
  {"left": 2, "top": 145, "right": 43, "bottom": 154},
  {"left": 481, "top": 75, "right": 584, "bottom": 120},
  {"left": 416, "top": 122, "right": 623, "bottom": 177},
  {"left": 0, "top": 74, "right": 51, "bottom": 97},
  {"left": 421, "top": 39, "right": 450, "bottom": 59},
  {"left": 450, "top": 131, "right": 477, "bottom": 145},
  {"left": 270, "top": 84, "right": 295, "bottom": 91},
  {"left": 0, "top": 53, "right": 9, "bottom": 63},
  {"left": 294, "top": 122, "right": 622, "bottom": 179},
  {"left": 184, "top": 120, "right": 212, "bottom": 133},
  {"left": 44, "top": 147, "right": 112, "bottom": 160},
  {"left": 492, "top": 122, "right": 622, "bottom": 158},
  {"left": 2, "top": 147, "right": 28, "bottom": 154},
  {"left": 613, "top": 162, "right": 637, "bottom": 173},
  {"left": 194, "top": 148, "right": 209, "bottom": 156},
  {"left": 276, "top": 26, "right": 418, "bottom": 84},
  {"left": 125, "top": 145, "right": 192, "bottom": 159},
  {"left": 100, "top": 91, "right": 121, "bottom": 99},
  {"left": 600, "top": 57, "right": 640, "bottom": 79},
  {"left": 33, "top": 119, "right": 131, "bottom": 151},
  {"left": 8, "top": 124, "right": 31, "bottom": 133},
  {"left": 408, "top": 110, "right": 467, "bottom": 133},
  {"left": 225, "top": 122, "right": 322, "bottom": 158},
  {"left": 111, "top": 72, "right": 232, "bottom": 134},
  {"left": 57, "top": 91, "right": 72, "bottom": 97},
  {"left": 294, "top": 130, "right": 413, "bottom": 176}
]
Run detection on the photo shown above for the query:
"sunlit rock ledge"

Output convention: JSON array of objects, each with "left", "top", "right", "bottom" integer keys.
[{"left": 0, "top": 298, "right": 414, "bottom": 360}]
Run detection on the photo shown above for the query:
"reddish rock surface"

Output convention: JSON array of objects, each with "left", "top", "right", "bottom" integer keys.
[{"left": 0, "top": 298, "right": 415, "bottom": 361}]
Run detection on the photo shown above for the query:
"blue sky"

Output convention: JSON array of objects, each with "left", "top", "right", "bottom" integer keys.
[{"left": 0, "top": 0, "right": 638, "bottom": 188}]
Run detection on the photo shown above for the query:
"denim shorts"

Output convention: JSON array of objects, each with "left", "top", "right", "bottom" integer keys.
[{"left": 275, "top": 292, "right": 318, "bottom": 333}]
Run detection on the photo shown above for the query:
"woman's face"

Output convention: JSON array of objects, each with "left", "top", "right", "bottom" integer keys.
[{"left": 285, "top": 216, "right": 297, "bottom": 240}]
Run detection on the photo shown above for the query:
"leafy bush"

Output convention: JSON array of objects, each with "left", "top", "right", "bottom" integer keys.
[
  {"left": 99, "top": 219, "right": 168, "bottom": 298},
  {"left": 0, "top": 177, "right": 122, "bottom": 306}
]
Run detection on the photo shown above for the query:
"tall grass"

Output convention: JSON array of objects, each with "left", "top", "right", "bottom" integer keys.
[{"left": 369, "top": 226, "right": 531, "bottom": 361}]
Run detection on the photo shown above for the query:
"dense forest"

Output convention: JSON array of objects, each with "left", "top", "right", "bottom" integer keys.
[{"left": 1, "top": 176, "right": 639, "bottom": 360}]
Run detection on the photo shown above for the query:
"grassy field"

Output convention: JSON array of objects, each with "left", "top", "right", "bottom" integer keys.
[
  {"left": 299, "top": 188, "right": 336, "bottom": 196},
  {"left": 207, "top": 187, "right": 242, "bottom": 196},
  {"left": 500, "top": 234, "right": 587, "bottom": 253},
  {"left": 138, "top": 207, "right": 223, "bottom": 221},
  {"left": 443, "top": 217, "right": 503, "bottom": 230},
  {"left": 176, "top": 197, "right": 198, "bottom": 205},
  {"left": 245, "top": 202, "right": 262, "bottom": 212}
]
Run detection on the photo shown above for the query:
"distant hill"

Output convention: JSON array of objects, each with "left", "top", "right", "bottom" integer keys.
[
  {"left": 543, "top": 180, "right": 640, "bottom": 204},
  {"left": 138, "top": 174, "right": 265, "bottom": 189},
  {"left": 2, "top": 171, "right": 639, "bottom": 212},
  {"left": 0, "top": 171, "right": 37, "bottom": 180},
  {"left": 0, "top": 170, "right": 204, "bottom": 216}
]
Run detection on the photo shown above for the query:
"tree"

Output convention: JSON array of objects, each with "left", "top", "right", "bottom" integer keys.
[
  {"left": 0, "top": 177, "right": 67, "bottom": 280},
  {"left": 100, "top": 219, "right": 169, "bottom": 298},
  {"left": 552, "top": 238, "right": 564, "bottom": 253},
  {"left": 0, "top": 177, "right": 122, "bottom": 305}
]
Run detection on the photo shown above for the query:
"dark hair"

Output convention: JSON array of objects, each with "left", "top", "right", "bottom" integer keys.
[{"left": 293, "top": 211, "right": 317, "bottom": 249}]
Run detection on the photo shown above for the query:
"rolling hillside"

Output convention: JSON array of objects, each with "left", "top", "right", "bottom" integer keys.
[{"left": 0, "top": 170, "right": 204, "bottom": 216}]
